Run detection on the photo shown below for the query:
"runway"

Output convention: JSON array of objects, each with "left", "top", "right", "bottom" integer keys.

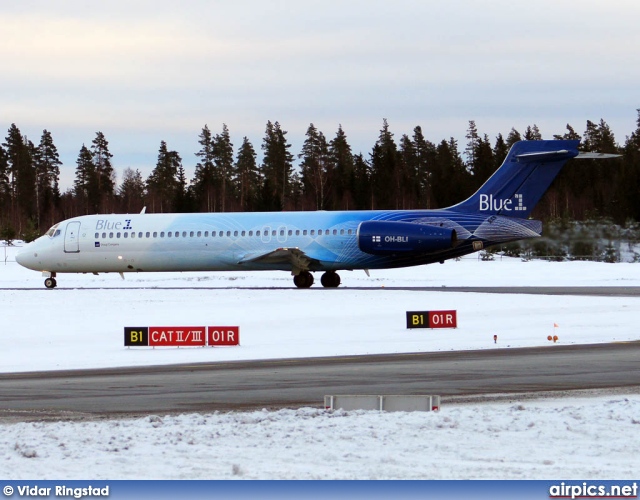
[
  {"left": 5, "top": 286, "right": 640, "bottom": 296},
  {"left": 1, "top": 342, "right": 640, "bottom": 420}
]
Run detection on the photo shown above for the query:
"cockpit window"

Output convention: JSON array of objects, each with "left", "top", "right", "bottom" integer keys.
[{"left": 46, "top": 224, "right": 61, "bottom": 237}]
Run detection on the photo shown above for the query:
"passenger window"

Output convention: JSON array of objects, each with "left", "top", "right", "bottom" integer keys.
[
  {"left": 311, "top": 230, "right": 315, "bottom": 236},
  {"left": 333, "top": 230, "right": 337, "bottom": 235},
  {"left": 124, "top": 232, "right": 128, "bottom": 238},
  {"left": 117, "top": 232, "right": 121, "bottom": 238},
  {"left": 219, "top": 231, "right": 224, "bottom": 237},
  {"left": 190, "top": 231, "right": 194, "bottom": 237},
  {"left": 340, "top": 229, "right": 344, "bottom": 235},
  {"left": 240, "top": 231, "right": 245, "bottom": 237},
  {"left": 348, "top": 229, "right": 353, "bottom": 235},
  {"left": 182, "top": 231, "right": 187, "bottom": 237},
  {"left": 280, "top": 230, "right": 284, "bottom": 236},
  {"left": 176, "top": 232, "right": 180, "bottom": 238},
  {"left": 234, "top": 231, "right": 238, "bottom": 237},
  {"left": 153, "top": 232, "right": 157, "bottom": 238},
  {"left": 204, "top": 231, "right": 208, "bottom": 237},
  {"left": 256, "top": 231, "right": 261, "bottom": 237},
  {"left": 94, "top": 233, "right": 99, "bottom": 238},
  {"left": 145, "top": 232, "right": 150, "bottom": 238},
  {"left": 295, "top": 230, "right": 300, "bottom": 236},
  {"left": 226, "top": 231, "right": 231, "bottom": 237},
  {"left": 160, "top": 232, "right": 165, "bottom": 237},
  {"left": 167, "top": 232, "right": 171, "bottom": 237},
  {"left": 303, "top": 230, "right": 307, "bottom": 236},
  {"left": 272, "top": 230, "right": 276, "bottom": 237},
  {"left": 109, "top": 232, "right": 114, "bottom": 238},
  {"left": 249, "top": 231, "right": 253, "bottom": 237},
  {"left": 288, "top": 230, "right": 292, "bottom": 236},
  {"left": 131, "top": 232, "right": 135, "bottom": 238},
  {"left": 138, "top": 232, "right": 143, "bottom": 238}
]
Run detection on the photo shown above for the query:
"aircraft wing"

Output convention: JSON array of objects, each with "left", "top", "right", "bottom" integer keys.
[{"left": 237, "top": 247, "right": 320, "bottom": 274}]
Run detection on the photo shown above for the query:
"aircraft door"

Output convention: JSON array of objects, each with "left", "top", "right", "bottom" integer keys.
[
  {"left": 261, "top": 226, "right": 271, "bottom": 244},
  {"left": 277, "top": 225, "right": 287, "bottom": 244},
  {"left": 64, "top": 221, "right": 81, "bottom": 253}
]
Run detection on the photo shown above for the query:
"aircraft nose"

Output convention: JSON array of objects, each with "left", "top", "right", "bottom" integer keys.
[{"left": 15, "top": 245, "right": 37, "bottom": 270}]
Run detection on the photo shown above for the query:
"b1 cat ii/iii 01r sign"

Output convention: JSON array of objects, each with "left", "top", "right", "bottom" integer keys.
[{"left": 124, "top": 326, "right": 240, "bottom": 347}]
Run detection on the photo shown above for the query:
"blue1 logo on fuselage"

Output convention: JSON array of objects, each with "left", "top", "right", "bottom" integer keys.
[{"left": 95, "top": 219, "right": 133, "bottom": 230}]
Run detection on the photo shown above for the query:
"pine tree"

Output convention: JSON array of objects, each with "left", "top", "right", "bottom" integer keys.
[
  {"left": 398, "top": 133, "right": 418, "bottom": 209},
  {"left": 0, "top": 145, "right": 9, "bottom": 224},
  {"left": 430, "top": 138, "right": 470, "bottom": 208},
  {"left": 506, "top": 128, "right": 522, "bottom": 148},
  {"left": 3, "top": 124, "right": 36, "bottom": 227},
  {"left": 553, "top": 124, "right": 581, "bottom": 141},
  {"left": 34, "top": 130, "right": 61, "bottom": 227},
  {"left": 523, "top": 124, "right": 542, "bottom": 140},
  {"left": 493, "top": 133, "right": 509, "bottom": 169},
  {"left": 352, "top": 153, "right": 372, "bottom": 210},
  {"left": 173, "top": 159, "right": 193, "bottom": 213},
  {"left": 234, "top": 137, "right": 259, "bottom": 211},
  {"left": 412, "top": 126, "right": 436, "bottom": 209},
  {"left": 90, "top": 131, "right": 115, "bottom": 212},
  {"left": 328, "top": 125, "right": 355, "bottom": 210},
  {"left": 620, "top": 109, "right": 640, "bottom": 221},
  {"left": 73, "top": 145, "right": 98, "bottom": 214},
  {"left": 118, "top": 168, "right": 146, "bottom": 213},
  {"left": 192, "top": 125, "right": 218, "bottom": 211},
  {"left": 261, "top": 121, "right": 294, "bottom": 210},
  {"left": 147, "top": 141, "right": 181, "bottom": 213},
  {"left": 299, "top": 123, "right": 330, "bottom": 210},
  {"left": 464, "top": 122, "right": 495, "bottom": 188},
  {"left": 473, "top": 134, "right": 496, "bottom": 188},
  {"left": 370, "top": 119, "right": 399, "bottom": 209},
  {"left": 214, "top": 123, "right": 234, "bottom": 211},
  {"left": 464, "top": 120, "right": 480, "bottom": 169}
]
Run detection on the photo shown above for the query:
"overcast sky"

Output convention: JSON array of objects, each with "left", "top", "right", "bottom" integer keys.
[{"left": 1, "top": 0, "right": 639, "bottom": 191}]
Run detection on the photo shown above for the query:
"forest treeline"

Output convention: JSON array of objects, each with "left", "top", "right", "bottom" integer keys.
[{"left": 1, "top": 111, "right": 640, "bottom": 242}]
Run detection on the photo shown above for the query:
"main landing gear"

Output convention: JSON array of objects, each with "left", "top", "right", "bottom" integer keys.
[{"left": 293, "top": 271, "right": 341, "bottom": 289}]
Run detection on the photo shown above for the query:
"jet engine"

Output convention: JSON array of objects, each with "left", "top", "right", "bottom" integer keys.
[{"left": 357, "top": 220, "right": 457, "bottom": 255}]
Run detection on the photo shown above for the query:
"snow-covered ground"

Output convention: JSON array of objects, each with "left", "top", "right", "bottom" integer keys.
[{"left": 1, "top": 242, "right": 639, "bottom": 479}]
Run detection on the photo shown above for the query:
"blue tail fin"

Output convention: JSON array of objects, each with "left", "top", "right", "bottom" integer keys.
[{"left": 451, "top": 140, "right": 580, "bottom": 218}]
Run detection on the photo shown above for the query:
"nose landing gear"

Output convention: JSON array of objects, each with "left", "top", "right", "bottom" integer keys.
[
  {"left": 44, "top": 277, "right": 57, "bottom": 289},
  {"left": 44, "top": 272, "right": 57, "bottom": 289}
]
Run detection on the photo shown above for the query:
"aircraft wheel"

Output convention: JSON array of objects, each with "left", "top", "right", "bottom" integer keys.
[
  {"left": 321, "top": 271, "right": 341, "bottom": 288},
  {"left": 44, "top": 278, "right": 57, "bottom": 289},
  {"left": 293, "top": 271, "right": 314, "bottom": 288}
]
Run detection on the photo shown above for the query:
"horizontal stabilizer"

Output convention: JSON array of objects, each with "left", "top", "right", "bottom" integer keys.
[{"left": 575, "top": 152, "right": 622, "bottom": 159}]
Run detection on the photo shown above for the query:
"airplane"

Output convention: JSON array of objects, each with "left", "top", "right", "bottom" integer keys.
[{"left": 15, "top": 139, "right": 619, "bottom": 289}]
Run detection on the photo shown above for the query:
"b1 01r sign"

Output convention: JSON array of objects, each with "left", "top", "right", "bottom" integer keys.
[{"left": 406, "top": 311, "right": 457, "bottom": 329}]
